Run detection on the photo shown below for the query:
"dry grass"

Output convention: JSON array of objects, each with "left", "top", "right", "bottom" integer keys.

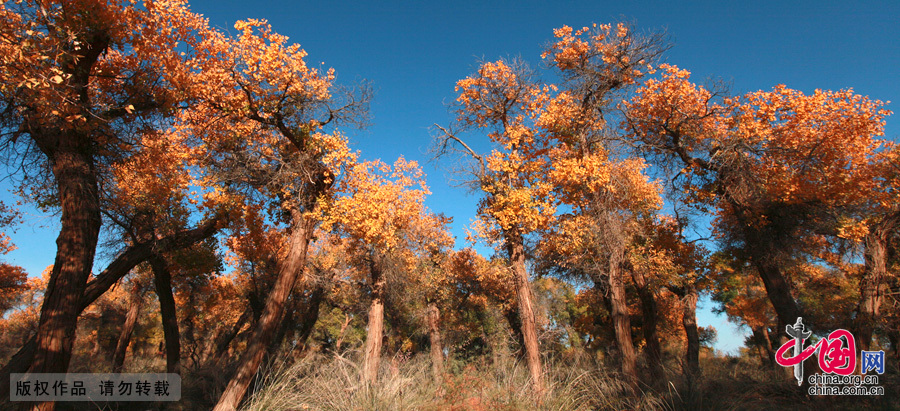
[
  {"left": 26, "top": 348, "right": 895, "bottom": 410},
  {"left": 240, "top": 351, "right": 669, "bottom": 411},
  {"left": 240, "top": 352, "right": 899, "bottom": 411}
]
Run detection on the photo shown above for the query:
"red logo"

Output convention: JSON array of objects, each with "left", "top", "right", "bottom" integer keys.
[
  {"left": 775, "top": 318, "right": 860, "bottom": 386},
  {"left": 776, "top": 328, "right": 856, "bottom": 375}
]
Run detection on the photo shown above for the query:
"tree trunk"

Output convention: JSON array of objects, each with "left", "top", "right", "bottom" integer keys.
[
  {"left": 362, "top": 257, "right": 386, "bottom": 384},
  {"left": 268, "top": 302, "right": 297, "bottom": 357},
  {"left": 182, "top": 284, "right": 200, "bottom": 368},
  {"left": 150, "top": 255, "right": 181, "bottom": 374},
  {"left": 508, "top": 236, "right": 544, "bottom": 395},
  {"left": 427, "top": 302, "right": 445, "bottom": 384},
  {"left": 761, "top": 326, "right": 775, "bottom": 365},
  {"left": 754, "top": 259, "right": 801, "bottom": 328},
  {"left": 208, "top": 307, "right": 252, "bottom": 365},
  {"left": 856, "top": 230, "right": 887, "bottom": 352},
  {"left": 213, "top": 212, "right": 313, "bottom": 411},
  {"left": 0, "top": 334, "right": 36, "bottom": 398},
  {"left": 608, "top": 248, "right": 638, "bottom": 386},
  {"left": 751, "top": 326, "right": 775, "bottom": 366},
  {"left": 112, "top": 281, "right": 145, "bottom": 373},
  {"left": 294, "top": 279, "right": 329, "bottom": 351},
  {"left": 28, "top": 149, "right": 103, "bottom": 407},
  {"left": 335, "top": 313, "right": 352, "bottom": 352},
  {"left": 25, "top": 31, "right": 111, "bottom": 410},
  {"left": 630, "top": 268, "right": 662, "bottom": 379},
  {"left": 680, "top": 289, "right": 700, "bottom": 377}
]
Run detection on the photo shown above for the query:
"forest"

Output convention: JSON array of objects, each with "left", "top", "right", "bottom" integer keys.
[{"left": 0, "top": 1, "right": 898, "bottom": 410}]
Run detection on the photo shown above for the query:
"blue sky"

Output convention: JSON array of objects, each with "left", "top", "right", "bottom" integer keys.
[{"left": 3, "top": 0, "right": 898, "bottom": 354}]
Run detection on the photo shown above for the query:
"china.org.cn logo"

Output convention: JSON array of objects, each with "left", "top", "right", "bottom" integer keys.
[{"left": 775, "top": 317, "right": 885, "bottom": 396}]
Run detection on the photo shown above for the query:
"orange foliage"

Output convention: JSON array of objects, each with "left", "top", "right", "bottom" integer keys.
[
  {"left": 322, "top": 157, "right": 451, "bottom": 271},
  {"left": 452, "top": 59, "right": 556, "bottom": 243},
  {"left": 0, "top": 201, "right": 25, "bottom": 313},
  {"left": 626, "top": 63, "right": 890, "bottom": 212}
]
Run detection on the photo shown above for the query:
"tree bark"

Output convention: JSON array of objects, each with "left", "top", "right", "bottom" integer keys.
[
  {"left": 150, "top": 255, "right": 181, "bottom": 374},
  {"left": 182, "top": 285, "right": 200, "bottom": 368},
  {"left": 608, "top": 248, "right": 638, "bottom": 386},
  {"left": 361, "top": 257, "right": 386, "bottom": 384},
  {"left": 680, "top": 289, "right": 700, "bottom": 377},
  {"left": 630, "top": 268, "right": 662, "bottom": 379},
  {"left": 507, "top": 236, "right": 544, "bottom": 395},
  {"left": 856, "top": 230, "right": 887, "bottom": 352},
  {"left": 28, "top": 148, "right": 103, "bottom": 411},
  {"left": 427, "top": 302, "right": 445, "bottom": 384},
  {"left": 752, "top": 257, "right": 802, "bottom": 331},
  {"left": 25, "top": 30, "right": 111, "bottom": 411},
  {"left": 213, "top": 211, "right": 313, "bottom": 411},
  {"left": 506, "top": 235, "right": 544, "bottom": 397},
  {"left": 0, "top": 217, "right": 219, "bottom": 402},
  {"left": 112, "top": 281, "right": 145, "bottom": 373}
]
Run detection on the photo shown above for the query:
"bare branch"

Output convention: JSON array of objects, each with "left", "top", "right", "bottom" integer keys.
[{"left": 433, "top": 123, "right": 485, "bottom": 176}]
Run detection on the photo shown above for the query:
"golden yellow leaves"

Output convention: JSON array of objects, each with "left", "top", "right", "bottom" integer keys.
[
  {"left": 626, "top": 64, "right": 721, "bottom": 158},
  {"left": 454, "top": 60, "right": 551, "bottom": 135},
  {"left": 542, "top": 25, "right": 591, "bottom": 71},
  {"left": 730, "top": 86, "right": 889, "bottom": 206},
  {"left": 230, "top": 18, "right": 333, "bottom": 106},
  {"left": 836, "top": 217, "right": 870, "bottom": 241},
  {"left": 310, "top": 132, "right": 356, "bottom": 178},
  {"left": 449, "top": 25, "right": 667, "bottom": 249},
  {"left": 321, "top": 157, "right": 446, "bottom": 267},
  {"left": 224, "top": 201, "right": 284, "bottom": 271},
  {"left": 484, "top": 183, "right": 556, "bottom": 234},
  {"left": 441, "top": 248, "right": 516, "bottom": 312},
  {"left": 543, "top": 22, "right": 643, "bottom": 83},
  {"left": 537, "top": 213, "right": 596, "bottom": 272},
  {"left": 534, "top": 91, "right": 605, "bottom": 139},
  {"left": 109, "top": 130, "right": 195, "bottom": 217},
  {"left": 627, "top": 61, "right": 891, "bottom": 215},
  {"left": 452, "top": 61, "right": 559, "bottom": 244}
]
